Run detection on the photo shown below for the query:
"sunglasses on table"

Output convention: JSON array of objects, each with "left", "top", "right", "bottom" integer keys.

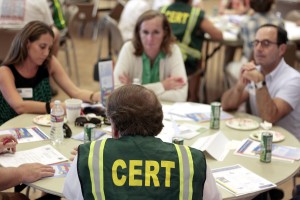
[{"left": 75, "top": 116, "right": 102, "bottom": 127}]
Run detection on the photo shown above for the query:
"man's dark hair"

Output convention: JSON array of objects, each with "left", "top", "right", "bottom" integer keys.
[
  {"left": 106, "top": 85, "right": 164, "bottom": 137},
  {"left": 250, "top": 0, "right": 274, "bottom": 13},
  {"left": 258, "top": 24, "right": 288, "bottom": 45}
]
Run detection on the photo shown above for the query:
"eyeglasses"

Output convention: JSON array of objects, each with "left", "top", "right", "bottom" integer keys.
[
  {"left": 75, "top": 116, "right": 102, "bottom": 127},
  {"left": 251, "top": 40, "right": 278, "bottom": 48}
]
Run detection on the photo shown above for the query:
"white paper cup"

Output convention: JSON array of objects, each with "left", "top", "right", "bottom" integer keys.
[{"left": 65, "top": 99, "right": 82, "bottom": 123}]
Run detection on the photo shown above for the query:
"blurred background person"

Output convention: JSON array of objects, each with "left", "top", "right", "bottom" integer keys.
[
  {"left": 0, "top": 0, "right": 61, "bottom": 56},
  {"left": 161, "top": 0, "right": 223, "bottom": 102},
  {"left": 114, "top": 10, "right": 188, "bottom": 102},
  {"left": 218, "top": 0, "right": 250, "bottom": 15},
  {"left": 118, "top": 0, "right": 152, "bottom": 41}
]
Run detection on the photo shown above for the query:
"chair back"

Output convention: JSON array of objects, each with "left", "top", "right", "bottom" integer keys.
[
  {"left": 108, "top": 0, "right": 126, "bottom": 22},
  {"left": 74, "top": 0, "right": 97, "bottom": 23},
  {"left": 0, "top": 28, "right": 19, "bottom": 63},
  {"left": 64, "top": 4, "right": 79, "bottom": 32},
  {"left": 284, "top": 41, "right": 297, "bottom": 67},
  {"left": 106, "top": 16, "right": 124, "bottom": 56}
]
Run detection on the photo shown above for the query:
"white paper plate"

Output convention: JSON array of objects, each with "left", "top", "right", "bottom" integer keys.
[
  {"left": 250, "top": 130, "right": 285, "bottom": 143},
  {"left": 33, "top": 114, "right": 66, "bottom": 126},
  {"left": 226, "top": 118, "right": 259, "bottom": 131}
]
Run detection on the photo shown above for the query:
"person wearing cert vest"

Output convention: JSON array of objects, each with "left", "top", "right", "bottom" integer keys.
[
  {"left": 63, "top": 85, "right": 221, "bottom": 200},
  {"left": 161, "top": 0, "right": 223, "bottom": 102}
]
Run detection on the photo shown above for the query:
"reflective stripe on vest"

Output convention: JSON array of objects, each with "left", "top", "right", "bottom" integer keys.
[
  {"left": 161, "top": 6, "right": 201, "bottom": 60},
  {"left": 89, "top": 139, "right": 108, "bottom": 200},
  {"left": 180, "top": 7, "right": 201, "bottom": 60},
  {"left": 174, "top": 144, "right": 194, "bottom": 200}
]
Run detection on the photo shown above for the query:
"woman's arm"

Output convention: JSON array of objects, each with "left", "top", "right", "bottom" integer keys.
[
  {"left": 49, "top": 56, "right": 100, "bottom": 103},
  {"left": 114, "top": 42, "right": 137, "bottom": 88},
  {"left": 144, "top": 45, "right": 188, "bottom": 102}
]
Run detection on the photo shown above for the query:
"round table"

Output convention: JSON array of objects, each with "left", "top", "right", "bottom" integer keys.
[{"left": 1, "top": 112, "right": 299, "bottom": 199}]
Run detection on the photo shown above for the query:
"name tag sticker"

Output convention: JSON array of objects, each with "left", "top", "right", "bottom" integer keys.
[{"left": 17, "top": 88, "right": 33, "bottom": 98}]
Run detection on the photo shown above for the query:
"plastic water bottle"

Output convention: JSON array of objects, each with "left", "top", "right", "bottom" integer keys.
[
  {"left": 50, "top": 100, "right": 64, "bottom": 145},
  {"left": 132, "top": 78, "right": 141, "bottom": 85}
]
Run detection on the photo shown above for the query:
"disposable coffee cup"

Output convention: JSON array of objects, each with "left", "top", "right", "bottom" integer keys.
[{"left": 65, "top": 99, "right": 82, "bottom": 124}]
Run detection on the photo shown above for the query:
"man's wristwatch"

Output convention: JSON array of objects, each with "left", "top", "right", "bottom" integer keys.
[{"left": 255, "top": 80, "right": 266, "bottom": 89}]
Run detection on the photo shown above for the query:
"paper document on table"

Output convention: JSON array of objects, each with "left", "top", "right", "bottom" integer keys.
[
  {"left": 0, "top": 145, "right": 68, "bottom": 167},
  {"left": 159, "top": 120, "right": 208, "bottom": 140},
  {"left": 212, "top": 164, "right": 276, "bottom": 196},
  {"left": 167, "top": 102, "right": 233, "bottom": 122},
  {"left": 191, "top": 131, "right": 229, "bottom": 161},
  {"left": 0, "top": 126, "right": 49, "bottom": 143},
  {"left": 235, "top": 139, "right": 300, "bottom": 161},
  {"left": 72, "top": 130, "right": 107, "bottom": 141}
]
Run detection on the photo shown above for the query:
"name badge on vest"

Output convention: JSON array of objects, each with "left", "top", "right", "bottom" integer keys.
[{"left": 17, "top": 88, "right": 33, "bottom": 98}]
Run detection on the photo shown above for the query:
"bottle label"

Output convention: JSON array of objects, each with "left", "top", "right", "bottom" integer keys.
[{"left": 51, "top": 115, "right": 64, "bottom": 123}]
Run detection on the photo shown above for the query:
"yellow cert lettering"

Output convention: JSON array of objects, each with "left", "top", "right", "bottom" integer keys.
[
  {"left": 181, "top": 13, "right": 189, "bottom": 24},
  {"left": 112, "top": 159, "right": 127, "bottom": 186},
  {"left": 161, "top": 161, "right": 175, "bottom": 187},
  {"left": 129, "top": 160, "right": 142, "bottom": 186},
  {"left": 145, "top": 161, "right": 160, "bottom": 187}
]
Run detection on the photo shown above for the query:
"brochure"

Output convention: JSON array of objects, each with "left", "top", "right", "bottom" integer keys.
[
  {"left": 98, "top": 60, "right": 114, "bottom": 107},
  {"left": 235, "top": 139, "right": 300, "bottom": 161},
  {"left": 0, "top": 144, "right": 68, "bottom": 167},
  {"left": 51, "top": 162, "right": 71, "bottom": 177},
  {"left": 0, "top": 126, "right": 49, "bottom": 143},
  {"left": 212, "top": 164, "right": 276, "bottom": 196}
]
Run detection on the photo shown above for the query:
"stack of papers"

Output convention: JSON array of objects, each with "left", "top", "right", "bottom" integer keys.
[
  {"left": 0, "top": 145, "right": 68, "bottom": 167},
  {"left": 212, "top": 164, "right": 276, "bottom": 196},
  {"left": 235, "top": 139, "right": 300, "bottom": 161}
]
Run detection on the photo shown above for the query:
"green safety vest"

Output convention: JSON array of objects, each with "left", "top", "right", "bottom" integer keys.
[
  {"left": 161, "top": 3, "right": 204, "bottom": 61},
  {"left": 77, "top": 136, "right": 206, "bottom": 200},
  {"left": 52, "top": 0, "right": 66, "bottom": 30}
]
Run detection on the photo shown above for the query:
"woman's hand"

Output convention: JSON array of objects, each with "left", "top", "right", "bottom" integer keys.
[
  {"left": 162, "top": 77, "right": 186, "bottom": 90},
  {"left": 18, "top": 163, "right": 55, "bottom": 183},
  {"left": 119, "top": 74, "right": 131, "bottom": 85},
  {"left": 70, "top": 146, "right": 78, "bottom": 161},
  {"left": 0, "top": 134, "right": 18, "bottom": 154}
]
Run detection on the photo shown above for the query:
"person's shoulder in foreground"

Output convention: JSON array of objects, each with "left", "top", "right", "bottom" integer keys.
[{"left": 63, "top": 85, "right": 221, "bottom": 200}]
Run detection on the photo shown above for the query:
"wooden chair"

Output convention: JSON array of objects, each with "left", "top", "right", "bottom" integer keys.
[
  {"left": 0, "top": 28, "right": 20, "bottom": 63},
  {"left": 72, "top": 0, "right": 99, "bottom": 39}
]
